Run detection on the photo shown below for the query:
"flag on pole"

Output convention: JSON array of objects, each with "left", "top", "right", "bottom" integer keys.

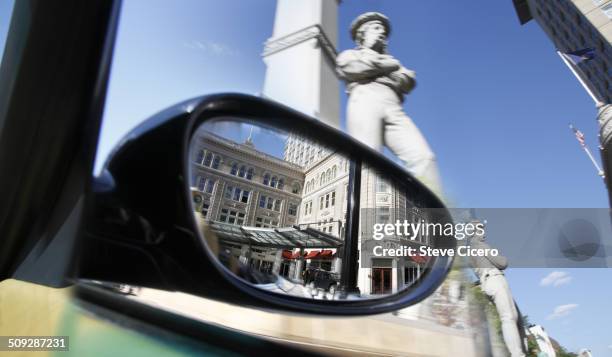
[
  {"left": 558, "top": 49, "right": 602, "bottom": 105},
  {"left": 570, "top": 124, "right": 586, "bottom": 147},
  {"left": 562, "top": 48, "right": 595, "bottom": 65}
]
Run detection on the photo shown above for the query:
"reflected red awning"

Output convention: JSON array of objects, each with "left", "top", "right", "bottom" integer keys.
[
  {"left": 282, "top": 250, "right": 294, "bottom": 259},
  {"left": 410, "top": 254, "right": 429, "bottom": 264},
  {"left": 319, "top": 250, "right": 333, "bottom": 258},
  {"left": 304, "top": 250, "right": 320, "bottom": 259},
  {"left": 291, "top": 251, "right": 301, "bottom": 259}
]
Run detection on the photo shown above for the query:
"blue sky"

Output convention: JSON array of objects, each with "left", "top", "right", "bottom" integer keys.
[{"left": 1, "top": 0, "right": 610, "bottom": 355}]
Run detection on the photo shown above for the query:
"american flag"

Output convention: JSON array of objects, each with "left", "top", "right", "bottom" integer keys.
[{"left": 570, "top": 124, "right": 586, "bottom": 147}]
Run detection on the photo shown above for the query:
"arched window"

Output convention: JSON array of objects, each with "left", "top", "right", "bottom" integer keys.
[
  {"left": 263, "top": 174, "right": 270, "bottom": 186},
  {"left": 196, "top": 150, "right": 205, "bottom": 164},
  {"left": 271, "top": 176, "right": 278, "bottom": 188},
  {"left": 246, "top": 168, "right": 254, "bottom": 180},
  {"left": 277, "top": 179, "right": 284, "bottom": 190},
  {"left": 203, "top": 152, "right": 213, "bottom": 167},
  {"left": 332, "top": 165, "right": 337, "bottom": 178},
  {"left": 319, "top": 173, "right": 324, "bottom": 185},
  {"left": 292, "top": 182, "right": 301, "bottom": 194},
  {"left": 326, "top": 169, "right": 331, "bottom": 181},
  {"left": 230, "top": 163, "right": 238, "bottom": 175},
  {"left": 212, "top": 156, "right": 220, "bottom": 169},
  {"left": 238, "top": 165, "right": 246, "bottom": 178}
]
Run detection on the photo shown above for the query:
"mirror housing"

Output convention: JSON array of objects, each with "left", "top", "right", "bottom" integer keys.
[{"left": 80, "top": 93, "right": 455, "bottom": 315}]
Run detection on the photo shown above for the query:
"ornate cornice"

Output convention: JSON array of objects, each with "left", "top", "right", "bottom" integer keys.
[
  {"left": 598, "top": 104, "right": 612, "bottom": 149},
  {"left": 262, "top": 24, "right": 337, "bottom": 64}
]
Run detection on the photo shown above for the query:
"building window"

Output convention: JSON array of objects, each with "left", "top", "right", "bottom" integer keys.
[
  {"left": 377, "top": 207, "right": 391, "bottom": 224},
  {"left": 321, "top": 191, "right": 335, "bottom": 209},
  {"left": 197, "top": 177, "right": 215, "bottom": 193},
  {"left": 259, "top": 195, "right": 277, "bottom": 210},
  {"left": 230, "top": 163, "right": 238, "bottom": 175},
  {"left": 205, "top": 178, "right": 215, "bottom": 193},
  {"left": 225, "top": 186, "right": 249, "bottom": 203},
  {"left": 263, "top": 174, "right": 270, "bottom": 186},
  {"left": 203, "top": 152, "right": 213, "bottom": 167},
  {"left": 270, "top": 176, "right": 277, "bottom": 188},
  {"left": 292, "top": 182, "right": 301, "bottom": 194},
  {"left": 255, "top": 217, "right": 278, "bottom": 228},
  {"left": 246, "top": 168, "right": 254, "bottom": 180},
  {"left": 288, "top": 203, "right": 297, "bottom": 216},
  {"left": 377, "top": 176, "right": 390, "bottom": 193},
  {"left": 277, "top": 179, "right": 284, "bottom": 190},
  {"left": 238, "top": 165, "right": 246, "bottom": 178},
  {"left": 219, "top": 208, "right": 245, "bottom": 225},
  {"left": 304, "top": 201, "right": 312, "bottom": 215},
  {"left": 196, "top": 150, "right": 205, "bottom": 164},
  {"left": 212, "top": 156, "right": 220, "bottom": 169},
  {"left": 201, "top": 203, "right": 210, "bottom": 218}
]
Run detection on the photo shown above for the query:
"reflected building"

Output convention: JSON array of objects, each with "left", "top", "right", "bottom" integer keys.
[{"left": 190, "top": 127, "right": 429, "bottom": 297}]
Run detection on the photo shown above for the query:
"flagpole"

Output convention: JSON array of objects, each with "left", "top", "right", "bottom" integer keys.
[
  {"left": 569, "top": 124, "right": 605, "bottom": 178},
  {"left": 557, "top": 51, "right": 603, "bottom": 106}
]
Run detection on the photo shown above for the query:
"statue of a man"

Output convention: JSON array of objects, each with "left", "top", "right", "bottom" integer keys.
[
  {"left": 336, "top": 12, "right": 442, "bottom": 195},
  {"left": 469, "top": 221, "right": 526, "bottom": 357}
]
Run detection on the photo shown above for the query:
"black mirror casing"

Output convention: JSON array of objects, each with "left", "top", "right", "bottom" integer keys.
[{"left": 79, "top": 93, "right": 455, "bottom": 315}]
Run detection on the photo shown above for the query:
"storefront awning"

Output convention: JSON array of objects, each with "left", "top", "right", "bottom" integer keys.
[
  {"left": 319, "top": 249, "right": 333, "bottom": 258},
  {"left": 206, "top": 221, "right": 343, "bottom": 249},
  {"left": 304, "top": 250, "right": 320, "bottom": 259},
  {"left": 410, "top": 254, "right": 429, "bottom": 264}
]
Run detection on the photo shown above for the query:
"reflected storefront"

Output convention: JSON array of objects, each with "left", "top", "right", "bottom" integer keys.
[{"left": 190, "top": 124, "right": 433, "bottom": 299}]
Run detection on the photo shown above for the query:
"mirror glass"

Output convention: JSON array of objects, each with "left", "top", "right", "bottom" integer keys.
[{"left": 188, "top": 118, "right": 448, "bottom": 300}]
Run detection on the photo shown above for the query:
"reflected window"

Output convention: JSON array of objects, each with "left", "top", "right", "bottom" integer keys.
[
  {"left": 205, "top": 179, "right": 215, "bottom": 194},
  {"left": 377, "top": 176, "right": 390, "bottom": 193},
  {"left": 204, "top": 152, "right": 213, "bottom": 167},
  {"left": 288, "top": 202, "right": 297, "bottom": 216},
  {"left": 246, "top": 168, "right": 254, "bottom": 180},
  {"left": 277, "top": 179, "right": 284, "bottom": 190},
  {"left": 212, "top": 155, "right": 220, "bottom": 169},
  {"left": 196, "top": 150, "right": 205, "bottom": 164},
  {"left": 291, "top": 182, "right": 300, "bottom": 194},
  {"left": 271, "top": 176, "right": 278, "bottom": 188},
  {"left": 238, "top": 165, "right": 246, "bottom": 178},
  {"left": 230, "top": 163, "right": 238, "bottom": 175},
  {"left": 263, "top": 173, "right": 270, "bottom": 185},
  {"left": 201, "top": 203, "right": 210, "bottom": 218}
]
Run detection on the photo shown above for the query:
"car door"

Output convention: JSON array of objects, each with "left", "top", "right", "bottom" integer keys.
[{"left": 0, "top": 1, "right": 321, "bottom": 355}]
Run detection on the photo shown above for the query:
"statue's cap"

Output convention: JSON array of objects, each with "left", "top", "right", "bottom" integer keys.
[{"left": 350, "top": 12, "right": 391, "bottom": 41}]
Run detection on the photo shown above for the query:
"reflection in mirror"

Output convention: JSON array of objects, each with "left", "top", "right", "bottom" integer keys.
[{"left": 189, "top": 118, "right": 437, "bottom": 300}]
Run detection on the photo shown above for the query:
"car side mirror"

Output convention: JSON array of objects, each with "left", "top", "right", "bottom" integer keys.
[{"left": 80, "top": 94, "right": 456, "bottom": 315}]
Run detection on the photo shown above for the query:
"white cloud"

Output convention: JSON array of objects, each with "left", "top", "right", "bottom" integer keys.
[
  {"left": 547, "top": 304, "right": 578, "bottom": 320},
  {"left": 540, "top": 271, "right": 572, "bottom": 287},
  {"left": 182, "top": 40, "right": 239, "bottom": 56}
]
